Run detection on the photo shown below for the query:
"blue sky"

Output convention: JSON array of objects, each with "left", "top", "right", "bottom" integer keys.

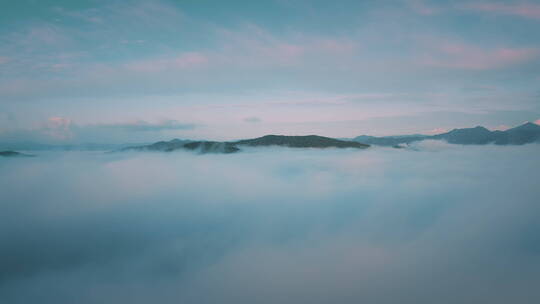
[{"left": 1, "top": 0, "right": 540, "bottom": 143}]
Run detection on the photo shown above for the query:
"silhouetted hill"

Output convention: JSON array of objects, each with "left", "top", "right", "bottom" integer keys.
[
  {"left": 124, "top": 138, "right": 240, "bottom": 154},
  {"left": 352, "top": 122, "right": 540, "bottom": 146},
  {"left": 123, "top": 139, "right": 239, "bottom": 154},
  {"left": 124, "top": 139, "right": 192, "bottom": 152},
  {"left": 0, "top": 151, "right": 34, "bottom": 157},
  {"left": 235, "top": 135, "right": 369, "bottom": 149},
  {"left": 123, "top": 135, "right": 369, "bottom": 154},
  {"left": 433, "top": 126, "right": 496, "bottom": 144},
  {"left": 121, "top": 123, "right": 538, "bottom": 154},
  {"left": 493, "top": 122, "right": 540, "bottom": 145}
]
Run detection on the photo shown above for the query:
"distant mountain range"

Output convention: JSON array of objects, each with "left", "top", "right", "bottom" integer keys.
[
  {"left": 125, "top": 135, "right": 369, "bottom": 154},
  {"left": 125, "top": 139, "right": 240, "bottom": 154},
  {"left": 350, "top": 122, "right": 540, "bottom": 147},
  {"left": 2, "top": 122, "right": 538, "bottom": 156},
  {"left": 125, "top": 139, "right": 192, "bottom": 152}
]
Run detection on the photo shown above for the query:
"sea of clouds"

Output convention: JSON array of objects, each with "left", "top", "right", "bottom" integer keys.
[{"left": 1, "top": 143, "right": 539, "bottom": 304}]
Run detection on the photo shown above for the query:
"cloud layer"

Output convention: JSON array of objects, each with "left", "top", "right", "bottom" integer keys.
[{"left": 1, "top": 145, "right": 539, "bottom": 303}]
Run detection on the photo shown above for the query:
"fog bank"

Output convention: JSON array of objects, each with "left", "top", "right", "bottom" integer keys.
[{"left": 1, "top": 145, "right": 539, "bottom": 303}]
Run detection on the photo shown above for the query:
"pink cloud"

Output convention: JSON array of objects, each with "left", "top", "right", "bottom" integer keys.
[
  {"left": 172, "top": 53, "right": 208, "bottom": 67},
  {"left": 23, "top": 25, "right": 69, "bottom": 45},
  {"left": 492, "top": 124, "right": 510, "bottom": 131},
  {"left": 215, "top": 25, "right": 358, "bottom": 67},
  {"left": 240, "top": 38, "right": 355, "bottom": 66},
  {"left": 125, "top": 52, "right": 208, "bottom": 72},
  {"left": 315, "top": 39, "right": 356, "bottom": 54},
  {"left": 465, "top": 2, "right": 540, "bottom": 19},
  {"left": 216, "top": 27, "right": 305, "bottom": 66},
  {"left": 408, "top": 0, "right": 442, "bottom": 15},
  {"left": 422, "top": 41, "right": 539, "bottom": 70},
  {"left": 535, "top": 119, "right": 540, "bottom": 125},
  {"left": 425, "top": 128, "right": 449, "bottom": 135},
  {"left": 0, "top": 56, "right": 9, "bottom": 64},
  {"left": 47, "top": 117, "right": 72, "bottom": 128},
  {"left": 42, "top": 117, "right": 73, "bottom": 140},
  {"left": 255, "top": 43, "right": 305, "bottom": 65},
  {"left": 50, "top": 63, "right": 72, "bottom": 69}
]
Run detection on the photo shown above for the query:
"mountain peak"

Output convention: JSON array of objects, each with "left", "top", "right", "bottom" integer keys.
[
  {"left": 524, "top": 121, "right": 540, "bottom": 127},
  {"left": 509, "top": 122, "right": 540, "bottom": 132},
  {"left": 446, "top": 125, "right": 491, "bottom": 135}
]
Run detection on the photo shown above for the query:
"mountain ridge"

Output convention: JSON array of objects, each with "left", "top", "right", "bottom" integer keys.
[
  {"left": 234, "top": 135, "right": 369, "bottom": 149},
  {"left": 124, "top": 135, "right": 370, "bottom": 154},
  {"left": 351, "top": 122, "right": 540, "bottom": 146}
]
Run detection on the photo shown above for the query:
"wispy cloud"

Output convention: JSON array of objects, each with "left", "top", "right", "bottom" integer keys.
[
  {"left": 420, "top": 40, "right": 540, "bottom": 70},
  {"left": 96, "top": 120, "right": 196, "bottom": 132},
  {"left": 124, "top": 52, "right": 209, "bottom": 72},
  {"left": 464, "top": 2, "right": 540, "bottom": 19},
  {"left": 244, "top": 117, "right": 262, "bottom": 123},
  {"left": 424, "top": 127, "right": 449, "bottom": 135},
  {"left": 407, "top": 0, "right": 443, "bottom": 15},
  {"left": 408, "top": 1, "right": 540, "bottom": 20},
  {"left": 213, "top": 24, "right": 358, "bottom": 68},
  {"left": 42, "top": 116, "right": 74, "bottom": 140},
  {"left": 0, "top": 118, "right": 196, "bottom": 144},
  {"left": 0, "top": 20, "right": 361, "bottom": 101}
]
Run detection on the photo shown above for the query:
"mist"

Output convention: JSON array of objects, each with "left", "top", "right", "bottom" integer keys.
[{"left": 1, "top": 145, "right": 539, "bottom": 304}]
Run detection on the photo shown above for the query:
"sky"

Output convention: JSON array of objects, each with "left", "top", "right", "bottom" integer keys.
[
  {"left": 1, "top": 0, "right": 540, "bottom": 143},
  {"left": 1, "top": 144, "right": 539, "bottom": 303}
]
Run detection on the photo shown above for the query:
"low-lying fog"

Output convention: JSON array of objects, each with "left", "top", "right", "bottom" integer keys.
[{"left": 1, "top": 143, "right": 539, "bottom": 304}]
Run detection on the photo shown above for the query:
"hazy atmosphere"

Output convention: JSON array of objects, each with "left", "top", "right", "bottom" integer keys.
[{"left": 2, "top": 1, "right": 540, "bottom": 303}]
